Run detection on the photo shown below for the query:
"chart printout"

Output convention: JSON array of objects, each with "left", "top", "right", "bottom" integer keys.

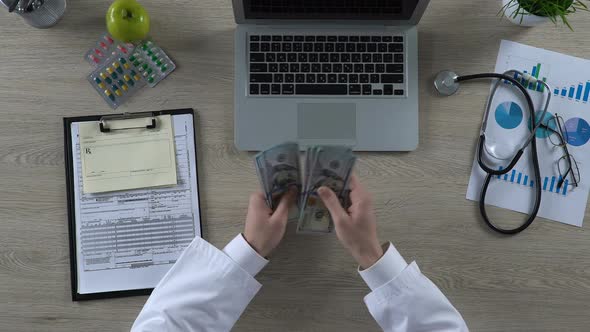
[{"left": 467, "top": 41, "right": 590, "bottom": 227}]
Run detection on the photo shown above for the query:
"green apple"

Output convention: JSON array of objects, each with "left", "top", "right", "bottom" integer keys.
[{"left": 106, "top": 0, "right": 150, "bottom": 42}]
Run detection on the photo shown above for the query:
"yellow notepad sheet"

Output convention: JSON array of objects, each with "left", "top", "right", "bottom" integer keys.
[{"left": 79, "top": 114, "right": 177, "bottom": 193}]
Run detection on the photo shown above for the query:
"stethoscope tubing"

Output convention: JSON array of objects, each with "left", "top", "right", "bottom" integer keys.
[{"left": 456, "top": 71, "right": 546, "bottom": 234}]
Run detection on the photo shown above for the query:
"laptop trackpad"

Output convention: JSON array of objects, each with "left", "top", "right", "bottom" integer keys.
[{"left": 297, "top": 103, "right": 356, "bottom": 141}]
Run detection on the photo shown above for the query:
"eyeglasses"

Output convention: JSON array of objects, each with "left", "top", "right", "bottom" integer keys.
[{"left": 541, "top": 114, "right": 581, "bottom": 190}]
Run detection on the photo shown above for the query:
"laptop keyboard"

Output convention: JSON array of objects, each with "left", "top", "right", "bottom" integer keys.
[{"left": 248, "top": 34, "right": 406, "bottom": 97}]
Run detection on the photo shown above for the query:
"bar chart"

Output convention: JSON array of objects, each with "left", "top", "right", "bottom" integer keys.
[
  {"left": 552, "top": 81, "right": 590, "bottom": 103},
  {"left": 510, "top": 63, "right": 548, "bottom": 92},
  {"left": 496, "top": 166, "right": 569, "bottom": 196}
]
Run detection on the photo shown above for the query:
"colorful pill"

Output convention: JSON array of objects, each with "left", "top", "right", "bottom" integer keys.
[
  {"left": 147, "top": 50, "right": 153, "bottom": 56},
  {"left": 88, "top": 54, "right": 100, "bottom": 63},
  {"left": 142, "top": 71, "right": 149, "bottom": 77},
  {"left": 133, "top": 60, "right": 140, "bottom": 67},
  {"left": 121, "top": 84, "right": 129, "bottom": 91},
  {"left": 112, "top": 84, "right": 119, "bottom": 90},
  {"left": 104, "top": 89, "right": 115, "bottom": 101},
  {"left": 161, "top": 65, "right": 168, "bottom": 72},
  {"left": 105, "top": 77, "right": 113, "bottom": 84},
  {"left": 148, "top": 75, "right": 155, "bottom": 84},
  {"left": 133, "top": 74, "right": 140, "bottom": 81},
  {"left": 105, "top": 35, "right": 114, "bottom": 44},
  {"left": 129, "top": 55, "right": 136, "bottom": 62},
  {"left": 117, "top": 45, "right": 128, "bottom": 54},
  {"left": 147, "top": 68, "right": 153, "bottom": 75},
  {"left": 115, "top": 89, "right": 122, "bottom": 96},
  {"left": 142, "top": 43, "right": 149, "bottom": 51},
  {"left": 111, "top": 72, "right": 118, "bottom": 79},
  {"left": 99, "top": 72, "right": 107, "bottom": 79},
  {"left": 156, "top": 59, "right": 163, "bottom": 66},
  {"left": 113, "top": 62, "right": 119, "bottom": 68},
  {"left": 116, "top": 66, "right": 123, "bottom": 74},
  {"left": 100, "top": 41, "right": 108, "bottom": 50},
  {"left": 106, "top": 67, "right": 114, "bottom": 74},
  {"left": 120, "top": 58, "right": 127, "bottom": 64},
  {"left": 125, "top": 74, "right": 135, "bottom": 85},
  {"left": 94, "top": 49, "right": 103, "bottom": 57},
  {"left": 118, "top": 79, "right": 124, "bottom": 86},
  {"left": 123, "top": 63, "right": 130, "bottom": 69},
  {"left": 130, "top": 70, "right": 137, "bottom": 76},
  {"left": 142, "top": 63, "right": 149, "bottom": 70}
]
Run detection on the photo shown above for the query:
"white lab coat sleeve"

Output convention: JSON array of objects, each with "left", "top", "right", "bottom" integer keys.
[
  {"left": 359, "top": 243, "right": 468, "bottom": 332},
  {"left": 131, "top": 234, "right": 268, "bottom": 332}
]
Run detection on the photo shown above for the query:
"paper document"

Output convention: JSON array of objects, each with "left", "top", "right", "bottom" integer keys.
[
  {"left": 466, "top": 40, "right": 590, "bottom": 227},
  {"left": 79, "top": 114, "right": 177, "bottom": 193},
  {"left": 71, "top": 114, "right": 201, "bottom": 294}
]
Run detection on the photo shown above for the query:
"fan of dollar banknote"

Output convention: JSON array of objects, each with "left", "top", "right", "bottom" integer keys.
[{"left": 254, "top": 142, "right": 356, "bottom": 234}]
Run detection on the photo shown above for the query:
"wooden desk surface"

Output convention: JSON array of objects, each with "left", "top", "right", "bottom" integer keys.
[{"left": 1, "top": 1, "right": 589, "bottom": 331}]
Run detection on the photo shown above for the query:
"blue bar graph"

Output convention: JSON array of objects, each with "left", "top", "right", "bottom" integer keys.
[
  {"left": 493, "top": 167, "right": 569, "bottom": 196},
  {"left": 553, "top": 81, "right": 590, "bottom": 103},
  {"left": 543, "top": 177, "right": 548, "bottom": 190}
]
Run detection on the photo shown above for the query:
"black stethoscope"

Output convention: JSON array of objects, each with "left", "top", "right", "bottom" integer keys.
[{"left": 434, "top": 70, "right": 552, "bottom": 234}]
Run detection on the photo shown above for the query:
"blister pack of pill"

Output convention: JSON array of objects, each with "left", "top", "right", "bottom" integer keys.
[
  {"left": 87, "top": 53, "right": 146, "bottom": 109},
  {"left": 84, "top": 33, "right": 135, "bottom": 67},
  {"left": 129, "top": 40, "right": 176, "bottom": 87}
]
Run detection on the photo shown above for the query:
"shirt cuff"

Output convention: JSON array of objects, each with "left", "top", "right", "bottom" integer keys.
[
  {"left": 358, "top": 242, "right": 409, "bottom": 291},
  {"left": 222, "top": 234, "right": 269, "bottom": 277}
]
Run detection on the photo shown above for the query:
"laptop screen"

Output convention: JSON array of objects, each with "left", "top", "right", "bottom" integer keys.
[{"left": 243, "top": 0, "right": 420, "bottom": 20}]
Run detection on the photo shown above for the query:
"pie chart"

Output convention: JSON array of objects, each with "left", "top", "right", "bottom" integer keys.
[
  {"left": 564, "top": 117, "right": 590, "bottom": 146},
  {"left": 495, "top": 101, "right": 523, "bottom": 129}
]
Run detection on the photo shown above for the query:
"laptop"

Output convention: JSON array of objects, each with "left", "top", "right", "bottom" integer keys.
[{"left": 233, "top": 0, "right": 430, "bottom": 151}]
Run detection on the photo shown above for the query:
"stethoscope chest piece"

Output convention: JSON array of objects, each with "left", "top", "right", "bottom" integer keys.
[{"left": 434, "top": 70, "right": 460, "bottom": 96}]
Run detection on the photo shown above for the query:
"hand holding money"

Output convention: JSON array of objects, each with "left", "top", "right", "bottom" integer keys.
[
  {"left": 317, "top": 175, "right": 383, "bottom": 269},
  {"left": 254, "top": 143, "right": 356, "bottom": 234},
  {"left": 243, "top": 190, "right": 297, "bottom": 257}
]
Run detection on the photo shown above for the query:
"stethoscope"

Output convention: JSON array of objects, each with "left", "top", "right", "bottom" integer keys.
[{"left": 434, "top": 70, "right": 552, "bottom": 234}]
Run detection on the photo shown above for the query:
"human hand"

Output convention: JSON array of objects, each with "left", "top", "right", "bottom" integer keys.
[
  {"left": 243, "top": 190, "right": 297, "bottom": 257},
  {"left": 318, "top": 175, "right": 383, "bottom": 269}
]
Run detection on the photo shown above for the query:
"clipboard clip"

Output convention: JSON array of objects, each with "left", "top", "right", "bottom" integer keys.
[{"left": 99, "top": 112, "right": 157, "bottom": 133}]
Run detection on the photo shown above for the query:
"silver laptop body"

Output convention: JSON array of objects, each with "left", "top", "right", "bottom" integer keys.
[{"left": 233, "top": 0, "right": 430, "bottom": 151}]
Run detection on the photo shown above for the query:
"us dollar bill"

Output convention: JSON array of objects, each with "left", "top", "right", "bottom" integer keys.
[
  {"left": 297, "top": 146, "right": 356, "bottom": 234},
  {"left": 254, "top": 142, "right": 301, "bottom": 210}
]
